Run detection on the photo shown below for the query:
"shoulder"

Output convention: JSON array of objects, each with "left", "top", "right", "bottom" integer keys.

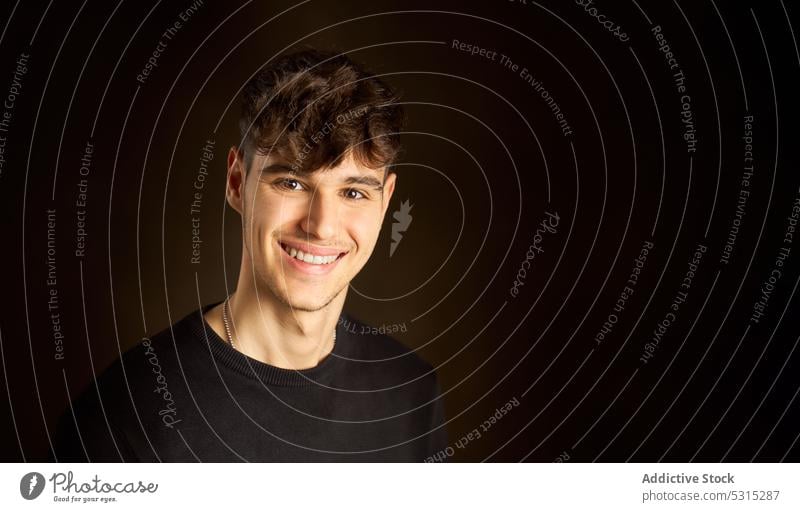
[
  {"left": 339, "top": 313, "right": 428, "bottom": 364},
  {"left": 64, "top": 308, "right": 202, "bottom": 423},
  {"left": 51, "top": 309, "right": 203, "bottom": 461},
  {"left": 337, "top": 313, "right": 449, "bottom": 456},
  {"left": 338, "top": 313, "right": 439, "bottom": 390},
  {"left": 98, "top": 310, "right": 197, "bottom": 387}
]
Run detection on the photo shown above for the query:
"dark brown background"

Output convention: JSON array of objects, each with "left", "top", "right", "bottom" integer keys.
[{"left": 1, "top": 0, "right": 799, "bottom": 462}]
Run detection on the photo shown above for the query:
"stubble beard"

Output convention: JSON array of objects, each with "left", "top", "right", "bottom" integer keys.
[{"left": 264, "top": 269, "right": 348, "bottom": 313}]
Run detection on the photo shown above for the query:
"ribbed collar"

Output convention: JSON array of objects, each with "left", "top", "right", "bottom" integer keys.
[{"left": 187, "top": 301, "right": 350, "bottom": 387}]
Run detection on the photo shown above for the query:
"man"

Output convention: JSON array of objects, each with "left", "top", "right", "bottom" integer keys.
[{"left": 51, "top": 48, "right": 448, "bottom": 462}]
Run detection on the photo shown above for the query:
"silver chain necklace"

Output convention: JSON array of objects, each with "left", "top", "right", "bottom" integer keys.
[{"left": 221, "top": 296, "right": 336, "bottom": 352}]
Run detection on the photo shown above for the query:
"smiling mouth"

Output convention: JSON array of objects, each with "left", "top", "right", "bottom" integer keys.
[{"left": 279, "top": 242, "right": 348, "bottom": 266}]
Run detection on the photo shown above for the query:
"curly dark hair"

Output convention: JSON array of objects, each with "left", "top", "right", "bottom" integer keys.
[{"left": 238, "top": 48, "right": 404, "bottom": 175}]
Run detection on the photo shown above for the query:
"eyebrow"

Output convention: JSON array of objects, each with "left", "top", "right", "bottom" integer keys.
[
  {"left": 258, "top": 163, "right": 385, "bottom": 190},
  {"left": 260, "top": 163, "right": 295, "bottom": 174},
  {"left": 342, "top": 175, "right": 384, "bottom": 190}
]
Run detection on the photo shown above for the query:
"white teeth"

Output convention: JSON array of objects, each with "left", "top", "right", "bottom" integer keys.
[{"left": 282, "top": 244, "right": 340, "bottom": 265}]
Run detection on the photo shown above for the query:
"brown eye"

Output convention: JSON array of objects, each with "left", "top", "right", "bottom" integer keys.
[
  {"left": 276, "top": 178, "right": 302, "bottom": 191},
  {"left": 344, "top": 188, "right": 365, "bottom": 200}
]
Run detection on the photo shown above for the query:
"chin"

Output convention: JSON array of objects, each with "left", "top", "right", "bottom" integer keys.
[
  {"left": 281, "top": 295, "right": 335, "bottom": 313},
  {"left": 286, "top": 302, "right": 329, "bottom": 313},
  {"left": 271, "top": 282, "right": 343, "bottom": 312}
]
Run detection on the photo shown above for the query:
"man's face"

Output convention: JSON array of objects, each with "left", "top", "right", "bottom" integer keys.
[{"left": 230, "top": 149, "right": 396, "bottom": 312}]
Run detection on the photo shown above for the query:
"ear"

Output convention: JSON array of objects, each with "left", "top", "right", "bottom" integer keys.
[
  {"left": 380, "top": 171, "right": 397, "bottom": 219},
  {"left": 227, "top": 146, "right": 246, "bottom": 215}
]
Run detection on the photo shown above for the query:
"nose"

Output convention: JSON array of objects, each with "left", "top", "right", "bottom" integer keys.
[{"left": 300, "top": 189, "right": 339, "bottom": 241}]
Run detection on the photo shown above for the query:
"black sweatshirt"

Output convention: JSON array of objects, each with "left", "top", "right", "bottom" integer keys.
[{"left": 51, "top": 303, "right": 448, "bottom": 462}]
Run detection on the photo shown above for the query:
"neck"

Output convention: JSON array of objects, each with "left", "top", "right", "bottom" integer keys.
[{"left": 213, "top": 273, "right": 346, "bottom": 371}]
